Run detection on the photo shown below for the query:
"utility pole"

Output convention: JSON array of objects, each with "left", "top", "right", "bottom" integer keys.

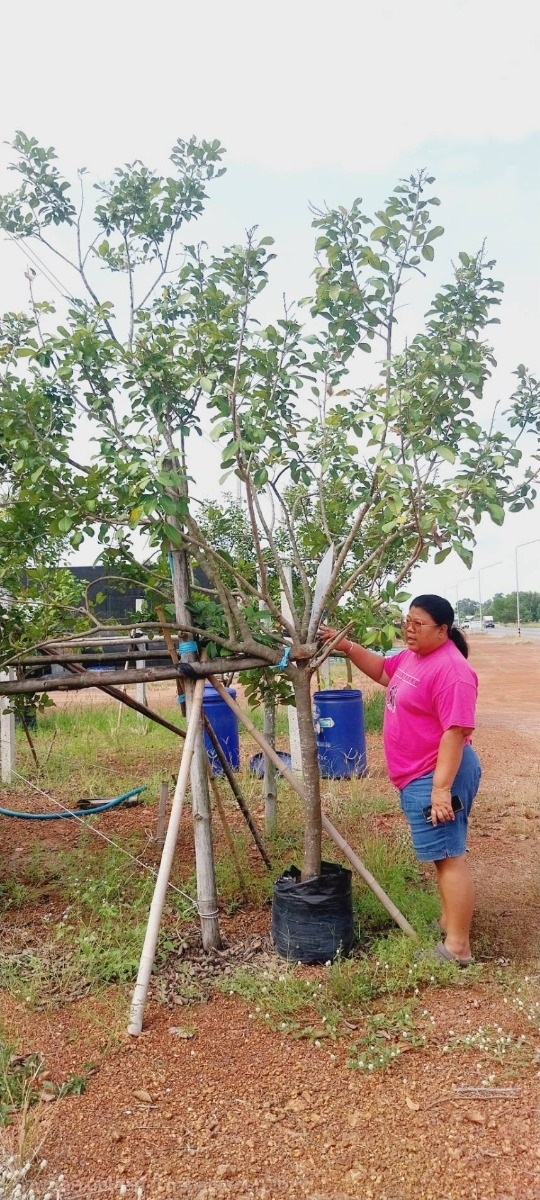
[
  {"left": 455, "top": 578, "right": 470, "bottom": 627},
  {"left": 478, "top": 561, "right": 502, "bottom": 631},
  {"left": 515, "top": 539, "right": 540, "bottom": 636}
]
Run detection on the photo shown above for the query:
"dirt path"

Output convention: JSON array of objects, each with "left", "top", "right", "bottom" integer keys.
[
  {"left": 464, "top": 637, "right": 540, "bottom": 963},
  {"left": 1, "top": 637, "right": 539, "bottom": 1199}
]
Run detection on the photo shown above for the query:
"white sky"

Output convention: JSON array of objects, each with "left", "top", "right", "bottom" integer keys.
[{"left": 1, "top": 0, "right": 539, "bottom": 604}]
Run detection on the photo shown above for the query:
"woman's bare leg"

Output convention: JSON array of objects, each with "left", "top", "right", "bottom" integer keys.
[{"left": 434, "top": 854, "right": 474, "bottom": 959}]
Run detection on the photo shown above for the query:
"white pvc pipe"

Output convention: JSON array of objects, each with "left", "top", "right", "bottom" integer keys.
[
  {"left": 0, "top": 668, "right": 16, "bottom": 784},
  {"left": 127, "top": 677, "right": 205, "bottom": 1035}
]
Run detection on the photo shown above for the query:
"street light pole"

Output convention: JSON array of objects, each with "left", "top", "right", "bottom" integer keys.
[
  {"left": 515, "top": 539, "right": 540, "bottom": 636},
  {"left": 455, "top": 578, "right": 471, "bottom": 626},
  {"left": 478, "top": 561, "right": 502, "bottom": 631}
]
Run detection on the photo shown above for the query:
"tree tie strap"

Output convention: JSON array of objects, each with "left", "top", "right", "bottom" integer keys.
[{"left": 272, "top": 646, "right": 291, "bottom": 671}]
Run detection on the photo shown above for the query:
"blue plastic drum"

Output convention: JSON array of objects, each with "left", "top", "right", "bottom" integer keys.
[
  {"left": 202, "top": 683, "right": 240, "bottom": 775},
  {"left": 313, "top": 689, "right": 367, "bottom": 779}
]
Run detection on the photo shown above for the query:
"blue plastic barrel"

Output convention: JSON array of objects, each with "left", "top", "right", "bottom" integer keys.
[
  {"left": 313, "top": 689, "right": 367, "bottom": 779},
  {"left": 202, "top": 683, "right": 240, "bottom": 775}
]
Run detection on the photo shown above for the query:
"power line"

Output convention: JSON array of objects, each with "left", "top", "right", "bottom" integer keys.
[{"left": 6, "top": 232, "right": 73, "bottom": 300}]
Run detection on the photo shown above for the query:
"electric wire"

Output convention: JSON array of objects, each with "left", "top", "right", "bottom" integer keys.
[
  {"left": 6, "top": 232, "right": 73, "bottom": 300},
  {"left": 9, "top": 769, "right": 199, "bottom": 911}
]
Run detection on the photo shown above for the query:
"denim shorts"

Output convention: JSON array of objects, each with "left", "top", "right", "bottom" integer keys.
[{"left": 399, "top": 744, "right": 481, "bottom": 863}]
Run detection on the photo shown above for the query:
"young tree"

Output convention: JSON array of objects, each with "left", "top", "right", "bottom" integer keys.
[{"left": 1, "top": 134, "right": 539, "bottom": 887}]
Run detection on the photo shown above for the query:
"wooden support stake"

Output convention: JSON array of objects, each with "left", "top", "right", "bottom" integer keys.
[
  {"left": 207, "top": 770, "right": 249, "bottom": 902},
  {"left": 0, "top": 657, "right": 273, "bottom": 696},
  {"left": 156, "top": 780, "right": 169, "bottom": 850},
  {"left": 116, "top": 657, "right": 131, "bottom": 731},
  {"left": 281, "top": 565, "right": 302, "bottom": 773},
  {"left": 128, "top": 678, "right": 205, "bottom": 1036},
  {"left": 263, "top": 700, "right": 277, "bottom": 836},
  {"left": 134, "top": 601, "right": 147, "bottom": 717},
  {"left": 203, "top": 716, "right": 272, "bottom": 869},
  {"left": 208, "top": 674, "right": 417, "bottom": 941}
]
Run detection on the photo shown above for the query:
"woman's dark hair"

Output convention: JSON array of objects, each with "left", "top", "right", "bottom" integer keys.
[{"left": 410, "top": 594, "right": 469, "bottom": 658}]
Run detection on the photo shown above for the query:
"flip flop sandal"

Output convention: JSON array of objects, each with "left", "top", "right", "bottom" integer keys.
[{"left": 435, "top": 941, "right": 474, "bottom": 969}]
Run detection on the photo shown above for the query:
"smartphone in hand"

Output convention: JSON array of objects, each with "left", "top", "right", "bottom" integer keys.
[{"left": 422, "top": 795, "right": 464, "bottom": 824}]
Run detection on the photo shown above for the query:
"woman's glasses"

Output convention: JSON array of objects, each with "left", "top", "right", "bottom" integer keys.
[{"left": 403, "top": 616, "right": 438, "bottom": 631}]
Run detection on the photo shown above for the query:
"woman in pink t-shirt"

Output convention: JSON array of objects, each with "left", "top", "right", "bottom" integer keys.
[{"left": 320, "top": 595, "right": 481, "bottom": 966}]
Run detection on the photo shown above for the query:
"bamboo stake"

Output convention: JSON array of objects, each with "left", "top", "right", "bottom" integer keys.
[
  {"left": 128, "top": 678, "right": 205, "bottom": 1036},
  {"left": 207, "top": 770, "right": 249, "bottom": 902},
  {"left": 208, "top": 675, "right": 417, "bottom": 941},
  {"left": 156, "top": 780, "right": 169, "bottom": 850},
  {"left": 320, "top": 814, "right": 417, "bottom": 937},
  {"left": 116, "top": 656, "right": 131, "bottom": 731},
  {"left": 203, "top": 717, "right": 272, "bottom": 868}
]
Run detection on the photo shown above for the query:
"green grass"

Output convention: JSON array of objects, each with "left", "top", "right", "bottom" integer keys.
[
  {"left": 0, "top": 837, "right": 162, "bottom": 1004},
  {"left": 11, "top": 699, "right": 183, "bottom": 799},
  {"left": 217, "top": 934, "right": 478, "bottom": 1058},
  {"left": 0, "top": 1036, "right": 95, "bottom": 1125},
  {"left": 351, "top": 832, "right": 440, "bottom": 936},
  {"left": 363, "top": 690, "right": 385, "bottom": 733},
  {"left": 0, "top": 1041, "right": 45, "bottom": 1126}
]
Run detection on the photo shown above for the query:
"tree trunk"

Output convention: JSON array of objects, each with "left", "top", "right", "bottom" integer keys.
[
  {"left": 292, "top": 665, "right": 322, "bottom": 880},
  {"left": 170, "top": 548, "right": 222, "bottom": 950}
]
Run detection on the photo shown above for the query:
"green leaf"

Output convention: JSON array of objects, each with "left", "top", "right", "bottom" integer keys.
[
  {"left": 371, "top": 226, "right": 389, "bottom": 241},
  {"left": 434, "top": 547, "right": 452, "bottom": 564},
  {"left": 424, "top": 225, "right": 445, "bottom": 245},
  {"left": 437, "top": 445, "right": 456, "bottom": 464},
  {"left": 166, "top": 524, "right": 183, "bottom": 547},
  {"left": 487, "top": 503, "right": 505, "bottom": 525},
  {"left": 422, "top": 244, "right": 435, "bottom": 262},
  {"left": 453, "top": 543, "right": 473, "bottom": 569}
]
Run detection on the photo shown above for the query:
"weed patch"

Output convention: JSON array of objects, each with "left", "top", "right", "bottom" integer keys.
[
  {"left": 342, "top": 829, "right": 440, "bottom": 939},
  {"left": 348, "top": 1000, "right": 430, "bottom": 1071},
  {"left": 218, "top": 933, "right": 476, "bottom": 1053},
  {"left": 0, "top": 1039, "right": 95, "bottom": 1125}
]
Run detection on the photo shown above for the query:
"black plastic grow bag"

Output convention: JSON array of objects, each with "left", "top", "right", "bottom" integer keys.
[{"left": 271, "top": 860, "right": 354, "bottom": 964}]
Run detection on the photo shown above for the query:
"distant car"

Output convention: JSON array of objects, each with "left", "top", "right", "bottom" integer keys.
[
  {"left": 462, "top": 622, "right": 470, "bottom": 629},
  {"left": 484, "top": 620, "right": 495, "bottom": 628}
]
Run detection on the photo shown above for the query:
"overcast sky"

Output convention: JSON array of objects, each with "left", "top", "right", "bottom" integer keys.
[{"left": 1, "top": 0, "right": 539, "bottom": 605}]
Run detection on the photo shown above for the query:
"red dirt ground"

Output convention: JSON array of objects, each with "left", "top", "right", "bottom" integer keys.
[{"left": 1, "top": 636, "right": 539, "bottom": 1199}]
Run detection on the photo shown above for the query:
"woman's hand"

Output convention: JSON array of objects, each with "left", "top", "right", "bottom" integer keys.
[
  {"left": 318, "top": 625, "right": 347, "bottom": 647},
  {"left": 430, "top": 785, "right": 454, "bottom": 825}
]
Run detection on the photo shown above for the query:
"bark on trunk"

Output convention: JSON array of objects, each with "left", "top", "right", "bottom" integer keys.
[
  {"left": 292, "top": 665, "right": 322, "bottom": 880},
  {"left": 170, "top": 548, "right": 222, "bottom": 950}
]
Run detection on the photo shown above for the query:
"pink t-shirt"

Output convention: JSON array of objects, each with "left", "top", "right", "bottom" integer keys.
[{"left": 382, "top": 640, "right": 478, "bottom": 790}]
